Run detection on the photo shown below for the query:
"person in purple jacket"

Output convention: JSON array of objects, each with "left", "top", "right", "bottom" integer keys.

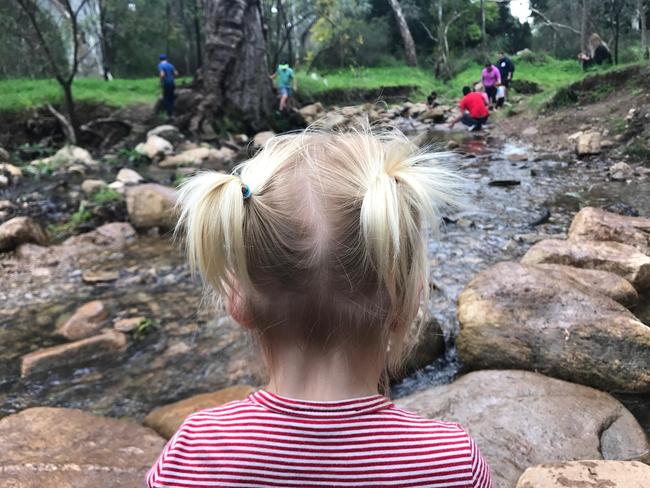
[{"left": 481, "top": 61, "right": 501, "bottom": 107}]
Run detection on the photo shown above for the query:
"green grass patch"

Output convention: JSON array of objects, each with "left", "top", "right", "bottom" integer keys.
[
  {"left": 0, "top": 77, "right": 191, "bottom": 113},
  {"left": 91, "top": 187, "right": 122, "bottom": 204},
  {"left": 47, "top": 203, "right": 92, "bottom": 238}
]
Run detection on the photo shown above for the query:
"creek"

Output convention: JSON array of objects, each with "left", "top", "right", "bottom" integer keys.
[{"left": 1, "top": 129, "right": 648, "bottom": 432}]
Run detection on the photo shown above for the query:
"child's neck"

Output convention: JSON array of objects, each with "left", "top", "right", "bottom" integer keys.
[{"left": 265, "top": 344, "right": 383, "bottom": 401}]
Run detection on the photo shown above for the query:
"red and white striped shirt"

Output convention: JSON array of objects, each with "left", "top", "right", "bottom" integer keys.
[{"left": 147, "top": 390, "right": 492, "bottom": 488}]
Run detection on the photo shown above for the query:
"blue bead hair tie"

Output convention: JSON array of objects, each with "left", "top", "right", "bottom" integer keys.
[{"left": 242, "top": 184, "right": 252, "bottom": 200}]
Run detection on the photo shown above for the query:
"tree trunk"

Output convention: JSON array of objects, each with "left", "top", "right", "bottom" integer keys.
[
  {"left": 387, "top": 0, "right": 417, "bottom": 67},
  {"left": 61, "top": 80, "right": 79, "bottom": 140},
  {"left": 480, "top": 0, "right": 486, "bottom": 52},
  {"left": 199, "top": 0, "right": 275, "bottom": 132},
  {"left": 639, "top": 0, "right": 648, "bottom": 59},
  {"left": 581, "top": 0, "right": 590, "bottom": 52}
]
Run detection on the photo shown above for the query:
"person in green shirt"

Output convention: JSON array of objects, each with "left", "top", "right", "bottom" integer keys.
[{"left": 270, "top": 63, "right": 296, "bottom": 111}]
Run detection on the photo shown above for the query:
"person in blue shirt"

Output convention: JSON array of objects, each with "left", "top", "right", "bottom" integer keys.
[
  {"left": 158, "top": 54, "right": 178, "bottom": 118},
  {"left": 270, "top": 63, "right": 296, "bottom": 112}
]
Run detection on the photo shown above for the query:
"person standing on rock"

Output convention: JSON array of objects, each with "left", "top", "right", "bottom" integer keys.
[
  {"left": 496, "top": 50, "right": 515, "bottom": 98},
  {"left": 481, "top": 61, "right": 501, "bottom": 107},
  {"left": 147, "top": 128, "right": 492, "bottom": 488},
  {"left": 449, "top": 86, "right": 490, "bottom": 131},
  {"left": 158, "top": 54, "right": 178, "bottom": 119},
  {"left": 270, "top": 62, "right": 296, "bottom": 112}
]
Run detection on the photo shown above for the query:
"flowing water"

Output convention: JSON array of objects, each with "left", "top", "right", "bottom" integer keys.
[{"left": 0, "top": 129, "right": 648, "bottom": 430}]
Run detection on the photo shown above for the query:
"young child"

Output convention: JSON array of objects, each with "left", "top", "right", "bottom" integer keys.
[
  {"left": 146, "top": 128, "right": 492, "bottom": 488},
  {"left": 495, "top": 83, "right": 506, "bottom": 109}
]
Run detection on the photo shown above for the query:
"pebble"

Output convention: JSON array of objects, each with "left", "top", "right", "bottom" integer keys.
[{"left": 82, "top": 270, "right": 119, "bottom": 283}]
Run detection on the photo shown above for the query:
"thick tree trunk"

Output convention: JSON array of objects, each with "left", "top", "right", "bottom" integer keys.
[
  {"left": 581, "top": 0, "right": 590, "bottom": 53},
  {"left": 387, "top": 0, "right": 417, "bottom": 67},
  {"left": 199, "top": 0, "right": 275, "bottom": 132}
]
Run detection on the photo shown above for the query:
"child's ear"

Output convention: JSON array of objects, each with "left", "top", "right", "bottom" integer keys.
[{"left": 227, "top": 285, "right": 255, "bottom": 330}]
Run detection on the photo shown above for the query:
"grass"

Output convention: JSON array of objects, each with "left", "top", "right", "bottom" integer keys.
[{"left": 0, "top": 77, "right": 191, "bottom": 113}]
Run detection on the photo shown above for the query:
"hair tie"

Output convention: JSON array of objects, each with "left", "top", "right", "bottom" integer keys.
[{"left": 242, "top": 184, "right": 252, "bottom": 200}]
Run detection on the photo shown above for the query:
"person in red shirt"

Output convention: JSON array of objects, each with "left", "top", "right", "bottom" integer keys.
[{"left": 449, "top": 86, "right": 490, "bottom": 131}]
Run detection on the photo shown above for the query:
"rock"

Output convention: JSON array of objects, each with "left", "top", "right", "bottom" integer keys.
[
  {"left": 80, "top": 178, "right": 107, "bottom": 194},
  {"left": 147, "top": 124, "right": 183, "bottom": 144},
  {"left": 21, "top": 330, "right": 127, "bottom": 378},
  {"left": 568, "top": 130, "right": 583, "bottom": 142},
  {"left": 522, "top": 127, "right": 538, "bottom": 136},
  {"left": 521, "top": 239, "right": 650, "bottom": 291},
  {"left": 0, "top": 175, "right": 8, "bottom": 187},
  {"left": 516, "top": 460, "right": 650, "bottom": 488},
  {"left": 253, "top": 131, "right": 275, "bottom": 148},
  {"left": 532, "top": 263, "right": 638, "bottom": 306},
  {"left": 144, "top": 384, "right": 254, "bottom": 439},
  {"left": 457, "top": 262, "right": 650, "bottom": 392},
  {"left": 0, "top": 199, "right": 15, "bottom": 211},
  {"left": 0, "top": 147, "right": 9, "bottom": 162},
  {"left": 401, "top": 317, "right": 445, "bottom": 376},
  {"left": 507, "top": 153, "right": 528, "bottom": 162},
  {"left": 0, "top": 217, "right": 48, "bottom": 252},
  {"left": 299, "top": 102, "right": 325, "bottom": 122},
  {"left": 488, "top": 179, "right": 521, "bottom": 187},
  {"left": 116, "top": 167, "right": 144, "bottom": 184},
  {"left": 569, "top": 206, "right": 650, "bottom": 254},
  {"left": 125, "top": 183, "right": 177, "bottom": 229},
  {"left": 232, "top": 133, "right": 249, "bottom": 145},
  {"left": 0, "top": 163, "right": 22, "bottom": 179},
  {"left": 0, "top": 407, "right": 165, "bottom": 487},
  {"left": 82, "top": 270, "right": 119, "bottom": 283},
  {"left": 609, "top": 161, "right": 634, "bottom": 181},
  {"left": 63, "top": 222, "right": 136, "bottom": 250},
  {"left": 108, "top": 180, "right": 125, "bottom": 193},
  {"left": 56, "top": 300, "right": 108, "bottom": 341},
  {"left": 576, "top": 131, "right": 601, "bottom": 156},
  {"left": 159, "top": 146, "right": 235, "bottom": 168},
  {"left": 417, "top": 106, "right": 446, "bottom": 123},
  {"left": 397, "top": 370, "right": 650, "bottom": 488},
  {"left": 317, "top": 112, "right": 347, "bottom": 130},
  {"left": 32, "top": 145, "right": 97, "bottom": 169},
  {"left": 113, "top": 316, "right": 145, "bottom": 333},
  {"left": 135, "top": 135, "right": 173, "bottom": 160}
]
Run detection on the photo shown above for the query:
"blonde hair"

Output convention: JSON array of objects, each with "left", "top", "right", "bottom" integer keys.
[{"left": 176, "top": 126, "right": 465, "bottom": 374}]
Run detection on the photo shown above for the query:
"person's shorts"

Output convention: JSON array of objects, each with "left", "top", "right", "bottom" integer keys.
[{"left": 279, "top": 86, "right": 292, "bottom": 97}]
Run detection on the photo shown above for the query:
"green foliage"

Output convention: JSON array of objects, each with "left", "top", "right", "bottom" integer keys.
[
  {"left": 47, "top": 203, "right": 92, "bottom": 239},
  {"left": 91, "top": 187, "right": 123, "bottom": 204},
  {"left": 132, "top": 318, "right": 160, "bottom": 339}
]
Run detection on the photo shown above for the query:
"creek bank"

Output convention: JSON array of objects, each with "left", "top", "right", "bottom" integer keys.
[{"left": 516, "top": 461, "right": 650, "bottom": 488}]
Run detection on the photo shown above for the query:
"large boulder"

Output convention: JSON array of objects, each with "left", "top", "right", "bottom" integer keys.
[
  {"left": 568, "top": 206, "right": 650, "bottom": 254},
  {"left": 299, "top": 102, "right": 325, "bottom": 123},
  {"left": 0, "top": 407, "right": 165, "bottom": 487},
  {"left": 144, "top": 384, "right": 254, "bottom": 439},
  {"left": 521, "top": 239, "right": 650, "bottom": 291},
  {"left": 397, "top": 370, "right": 649, "bottom": 488},
  {"left": 159, "top": 146, "right": 235, "bottom": 169},
  {"left": 125, "top": 183, "right": 177, "bottom": 229},
  {"left": 55, "top": 300, "right": 108, "bottom": 341},
  {"left": 457, "top": 262, "right": 650, "bottom": 392},
  {"left": 516, "top": 460, "right": 650, "bottom": 488},
  {"left": 0, "top": 217, "right": 48, "bottom": 252},
  {"left": 21, "top": 330, "right": 127, "bottom": 378}
]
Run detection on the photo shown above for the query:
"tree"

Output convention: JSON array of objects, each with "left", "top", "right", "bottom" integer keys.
[
  {"left": 198, "top": 0, "right": 275, "bottom": 133},
  {"left": 15, "top": 0, "right": 91, "bottom": 142},
  {"left": 387, "top": 0, "right": 417, "bottom": 66},
  {"left": 639, "top": 0, "right": 648, "bottom": 59},
  {"left": 581, "top": 0, "right": 590, "bottom": 52},
  {"left": 480, "top": 0, "right": 486, "bottom": 51}
]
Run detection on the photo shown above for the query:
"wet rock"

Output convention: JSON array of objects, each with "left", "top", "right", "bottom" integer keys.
[
  {"left": 532, "top": 263, "right": 638, "bottom": 306},
  {"left": 0, "top": 217, "right": 48, "bottom": 252},
  {"left": 81, "top": 178, "right": 107, "bottom": 194},
  {"left": 113, "top": 316, "right": 145, "bottom": 333},
  {"left": 568, "top": 206, "right": 650, "bottom": 254},
  {"left": 0, "top": 163, "right": 22, "bottom": 182},
  {"left": 56, "top": 300, "right": 108, "bottom": 341},
  {"left": 82, "top": 269, "right": 120, "bottom": 283},
  {"left": 401, "top": 317, "right": 445, "bottom": 377},
  {"left": 516, "top": 460, "right": 650, "bottom": 488},
  {"left": 522, "top": 239, "right": 650, "bottom": 291},
  {"left": 125, "top": 183, "right": 178, "bottom": 229},
  {"left": 507, "top": 153, "right": 528, "bottom": 162},
  {"left": 604, "top": 201, "right": 640, "bottom": 217},
  {"left": 457, "top": 262, "right": 650, "bottom": 392},
  {"left": 21, "top": 330, "right": 127, "bottom": 378},
  {"left": 159, "top": 146, "right": 235, "bottom": 169},
  {"left": 135, "top": 135, "right": 173, "bottom": 160},
  {"left": 116, "top": 167, "right": 144, "bottom": 184},
  {"left": 147, "top": 124, "right": 183, "bottom": 144},
  {"left": 397, "top": 370, "right": 649, "bottom": 488},
  {"left": 0, "top": 407, "right": 165, "bottom": 487},
  {"left": 576, "top": 131, "right": 601, "bottom": 156},
  {"left": 63, "top": 222, "right": 136, "bottom": 250},
  {"left": 144, "top": 384, "right": 255, "bottom": 439},
  {"left": 609, "top": 161, "right": 634, "bottom": 181},
  {"left": 253, "top": 131, "right": 275, "bottom": 148},
  {"left": 299, "top": 102, "right": 325, "bottom": 123},
  {"left": 488, "top": 179, "right": 520, "bottom": 187}
]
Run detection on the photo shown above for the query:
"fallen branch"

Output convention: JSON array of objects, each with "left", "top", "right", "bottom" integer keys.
[{"left": 46, "top": 103, "right": 77, "bottom": 145}]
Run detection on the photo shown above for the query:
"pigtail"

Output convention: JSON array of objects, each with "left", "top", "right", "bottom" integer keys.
[{"left": 175, "top": 171, "right": 249, "bottom": 295}]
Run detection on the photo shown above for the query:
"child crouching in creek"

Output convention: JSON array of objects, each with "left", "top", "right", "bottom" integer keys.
[{"left": 147, "top": 127, "right": 492, "bottom": 488}]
